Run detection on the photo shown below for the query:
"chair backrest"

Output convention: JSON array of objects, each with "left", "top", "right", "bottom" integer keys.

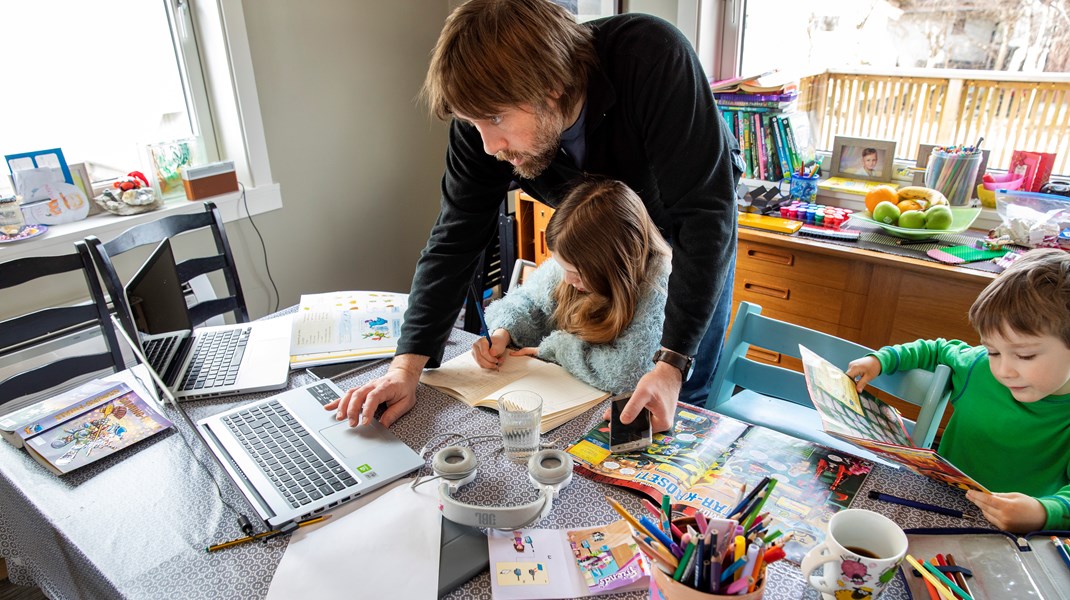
[
  {"left": 86, "top": 201, "right": 248, "bottom": 339},
  {"left": 0, "top": 241, "right": 126, "bottom": 406},
  {"left": 706, "top": 301, "right": 952, "bottom": 449}
]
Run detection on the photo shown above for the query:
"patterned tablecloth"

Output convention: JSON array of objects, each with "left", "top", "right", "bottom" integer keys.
[{"left": 0, "top": 324, "right": 988, "bottom": 599}]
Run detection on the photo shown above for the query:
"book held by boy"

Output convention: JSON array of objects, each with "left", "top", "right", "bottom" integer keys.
[
  {"left": 289, "top": 291, "right": 407, "bottom": 368},
  {"left": 799, "top": 344, "right": 989, "bottom": 493},
  {"left": 2, "top": 375, "right": 173, "bottom": 475},
  {"left": 487, "top": 519, "right": 650, "bottom": 599},
  {"left": 566, "top": 403, "right": 873, "bottom": 563},
  {"left": 419, "top": 352, "right": 610, "bottom": 433}
]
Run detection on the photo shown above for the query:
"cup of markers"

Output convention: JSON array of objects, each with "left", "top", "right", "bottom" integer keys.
[{"left": 779, "top": 201, "right": 853, "bottom": 229}]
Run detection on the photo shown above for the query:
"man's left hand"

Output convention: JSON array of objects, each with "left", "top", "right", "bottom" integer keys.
[{"left": 602, "top": 362, "right": 681, "bottom": 432}]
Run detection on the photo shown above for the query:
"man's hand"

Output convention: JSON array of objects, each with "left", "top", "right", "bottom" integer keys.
[
  {"left": 845, "top": 356, "right": 882, "bottom": 393},
  {"left": 602, "top": 361, "right": 681, "bottom": 432},
  {"left": 325, "top": 354, "right": 427, "bottom": 428},
  {"left": 966, "top": 490, "right": 1048, "bottom": 533},
  {"left": 471, "top": 328, "right": 512, "bottom": 369}
]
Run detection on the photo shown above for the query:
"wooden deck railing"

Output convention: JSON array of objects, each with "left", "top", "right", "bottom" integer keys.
[{"left": 799, "top": 68, "right": 1070, "bottom": 175}]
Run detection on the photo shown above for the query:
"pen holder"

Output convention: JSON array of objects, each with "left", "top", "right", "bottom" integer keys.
[
  {"left": 925, "top": 149, "right": 982, "bottom": 206},
  {"left": 779, "top": 172, "right": 820, "bottom": 203},
  {"left": 651, "top": 565, "right": 766, "bottom": 600}
]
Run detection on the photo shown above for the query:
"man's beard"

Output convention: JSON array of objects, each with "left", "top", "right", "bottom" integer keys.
[{"left": 496, "top": 107, "right": 563, "bottom": 179}]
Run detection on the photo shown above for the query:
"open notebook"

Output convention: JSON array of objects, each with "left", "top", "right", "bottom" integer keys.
[{"left": 420, "top": 352, "right": 610, "bottom": 433}]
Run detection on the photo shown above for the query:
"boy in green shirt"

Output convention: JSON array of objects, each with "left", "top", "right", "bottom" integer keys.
[{"left": 847, "top": 248, "right": 1070, "bottom": 533}]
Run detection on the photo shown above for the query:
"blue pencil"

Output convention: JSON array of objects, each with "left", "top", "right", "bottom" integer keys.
[
  {"left": 1052, "top": 536, "right": 1070, "bottom": 573},
  {"left": 467, "top": 285, "right": 492, "bottom": 344}
]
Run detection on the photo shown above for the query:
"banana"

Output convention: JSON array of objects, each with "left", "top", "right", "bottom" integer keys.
[{"left": 897, "top": 186, "right": 948, "bottom": 209}]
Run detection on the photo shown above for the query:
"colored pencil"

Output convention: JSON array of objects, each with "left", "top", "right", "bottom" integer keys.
[
  {"left": 904, "top": 555, "right": 955, "bottom": 600},
  {"left": 945, "top": 554, "right": 972, "bottom": 597}
]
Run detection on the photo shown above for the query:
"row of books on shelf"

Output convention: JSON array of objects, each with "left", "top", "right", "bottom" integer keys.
[{"left": 720, "top": 108, "right": 804, "bottom": 182}]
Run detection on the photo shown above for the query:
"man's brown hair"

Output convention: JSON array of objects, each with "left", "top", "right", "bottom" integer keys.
[
  {"left": 422, "top": 0, "right": 597, "bottom": 120},
  {"left": 969, "top": 248, "right": 1070, "bottom": 346}
]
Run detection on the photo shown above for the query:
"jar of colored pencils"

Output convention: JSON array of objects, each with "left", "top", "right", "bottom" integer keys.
[
  {"left": 651, "top": 563, "right": 766, "bottom": 599},
  {"left": 925, "top": 148, "right": 982, "bottom": 206},
  {"left": 646, "top": 516, "right": 771, "bottom": 600}
]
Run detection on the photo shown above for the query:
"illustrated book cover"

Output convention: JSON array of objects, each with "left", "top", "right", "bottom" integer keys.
[
  {"left": 566, "top": 403, "right": 873, "bottom": 563},
  {"left": 488, "top": 519, "right": 650, "bottom": 599},
  {"left": 289, "top": 291, "right": 407, "bottom": 368},
  {"left": 799, "top": 344, "right": 988, "bottom": 493},
  {"left": 20, "top": 381, "right": 173, "bottom": 475},
  {"left": 420, "top": 352, "right": 610, "bottom": 433}
]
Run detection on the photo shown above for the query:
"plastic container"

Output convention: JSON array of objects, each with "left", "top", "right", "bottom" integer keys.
[{"left": 925, "top": 149, "right": 983, "bottom": 206}]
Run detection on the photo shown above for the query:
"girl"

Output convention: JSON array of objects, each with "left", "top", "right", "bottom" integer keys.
[{"left": 473, "top": 178, "right": 671, "bottom": 392}]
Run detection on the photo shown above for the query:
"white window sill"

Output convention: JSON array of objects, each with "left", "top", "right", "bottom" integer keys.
[{"left": 0, "top": 182, "right": 281, "bottom": 262}]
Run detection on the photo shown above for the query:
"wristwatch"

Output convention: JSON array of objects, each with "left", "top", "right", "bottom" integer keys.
[{"left": 652, "top": 349, "right": 694, "bottom": 381}]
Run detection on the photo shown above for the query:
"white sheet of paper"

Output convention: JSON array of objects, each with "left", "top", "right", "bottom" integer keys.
[{"left": 266, "top": 478, "right": 442, "bottom": 600}]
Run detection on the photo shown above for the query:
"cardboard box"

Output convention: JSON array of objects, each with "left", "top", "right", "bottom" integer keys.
[{"left": 182, "top": 161, "right": 238, "bottom": 200}]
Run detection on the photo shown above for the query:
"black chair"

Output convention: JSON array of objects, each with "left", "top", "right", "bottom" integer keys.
[
  {"left": 0, "top": 241, "right": 126, "bottom": 405},
  {"left": 85, "top": 201, "right": 249, "bottom": 340}
]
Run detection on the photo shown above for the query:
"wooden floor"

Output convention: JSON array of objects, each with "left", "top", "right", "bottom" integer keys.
[{"left": 0, "top": 580, "right": 45, "bottom": 600}]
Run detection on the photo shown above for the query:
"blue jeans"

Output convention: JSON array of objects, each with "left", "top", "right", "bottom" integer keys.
[{"left": 679, "top": 257, "right": 735, "bottom": 407}]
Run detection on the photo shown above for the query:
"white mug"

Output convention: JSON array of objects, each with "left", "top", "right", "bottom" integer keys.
[{"left": 800, "top": 509, "right": 908, "bottom": 600}]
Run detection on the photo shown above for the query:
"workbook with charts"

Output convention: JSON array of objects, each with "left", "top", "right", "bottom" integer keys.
[
  {"left": 289, "top": 291, "right": 407, "bottom": 368},
  {"left": 799, "top": 344, "right": 989, "bottom": 493},
  {"left": 566, "top": 403, "right": 873, "bottom": 563},
  {"left": 419, "top": 352, "right": 610, "bottom": 433}
]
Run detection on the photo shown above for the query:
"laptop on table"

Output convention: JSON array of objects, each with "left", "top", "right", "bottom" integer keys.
[{"left": 123, "top": 238, "right": 291, "bottom": 401}]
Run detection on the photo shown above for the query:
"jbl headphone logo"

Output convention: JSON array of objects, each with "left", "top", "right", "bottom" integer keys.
[{"left": 476, "top": 512, "right": 497, "bottom": 526}]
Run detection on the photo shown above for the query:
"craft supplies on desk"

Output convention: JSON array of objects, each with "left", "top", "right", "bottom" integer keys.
[
  {"left": 737, "top": 212, "right": 802, "bottom": 234},
  {"left": 925, "top": 146, "right": 983, "bottom": 206}
]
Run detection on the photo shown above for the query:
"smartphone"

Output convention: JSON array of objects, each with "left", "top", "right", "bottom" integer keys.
[{"left": 609, "top": 393, "right": 652, "bottom": 453}]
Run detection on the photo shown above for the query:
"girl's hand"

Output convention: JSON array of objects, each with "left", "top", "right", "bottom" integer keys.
[
  {"left": 509, "top": 347, "right": 538, "bottom": 357},
  {"left": 471, "top": 328, "right": 512, "bottom": 369},
  {"left": 966, "top": 490, "right": 1048, "bottom": 533},
  {"left": 845, "top": 356, "right": 882, "bottom": 393}
]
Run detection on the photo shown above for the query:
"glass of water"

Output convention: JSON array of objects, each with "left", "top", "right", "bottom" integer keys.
[{"left": 497, "top": 390, "right": 542, "bottom": 463}]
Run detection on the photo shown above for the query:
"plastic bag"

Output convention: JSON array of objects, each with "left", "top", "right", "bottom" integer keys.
[{"left": 993, "top": 190, "right": 1070, "bottom": 248}]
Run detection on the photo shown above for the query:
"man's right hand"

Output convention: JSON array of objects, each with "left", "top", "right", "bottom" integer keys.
[{"left": 325, "top": 354, "right": 428, "bottom": 428}]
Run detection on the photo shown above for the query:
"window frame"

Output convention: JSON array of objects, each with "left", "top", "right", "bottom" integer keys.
[{"left": 0, "top": 0, "right": 281, "bottom": 262}]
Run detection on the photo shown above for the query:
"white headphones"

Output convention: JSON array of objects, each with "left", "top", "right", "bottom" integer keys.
[{"left": 432, "top": 445, "right": 573, "bottom": 530}]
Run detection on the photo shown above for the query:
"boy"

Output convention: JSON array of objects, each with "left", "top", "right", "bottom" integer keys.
[{"left": 846, "top": 249, "right": 1070, "bottom": 532}]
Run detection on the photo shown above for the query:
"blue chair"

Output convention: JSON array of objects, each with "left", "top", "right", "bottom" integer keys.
[{"left": 705, "top": 302, "right": 951, "bottom": 451}]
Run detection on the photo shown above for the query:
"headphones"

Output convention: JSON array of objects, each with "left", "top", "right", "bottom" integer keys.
[{"left": 432, "top": 445, "right": 573, "bottom": 530}]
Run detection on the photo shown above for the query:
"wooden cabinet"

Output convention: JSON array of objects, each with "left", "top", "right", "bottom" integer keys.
[{"left": 515, "top": 192, "right": 555, "bottom": 266}]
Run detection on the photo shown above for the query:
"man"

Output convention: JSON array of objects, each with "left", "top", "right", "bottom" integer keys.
[{"left": 328, "top": 0, "right": 742, "bottom": 432}]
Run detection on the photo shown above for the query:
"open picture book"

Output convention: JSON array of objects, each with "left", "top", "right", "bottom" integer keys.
[
  {"left": 289, "top": 291, "right": 406, "bottom": 368},
  {"left": 566, "top": 403, "right": 873, "bottom": 563},
  {"left": 487, "top": 519, "right": 649, "bottom": 600},
  {"left": 799, "top": 344, "right": 989, "bottom": 493},
  {"left": 420, "top": 352, "right": 610, "bottom": 433}
]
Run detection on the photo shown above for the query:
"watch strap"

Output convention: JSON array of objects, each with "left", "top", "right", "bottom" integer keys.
[{"left": 652, "top": 349, "right": 693, "bottom": 378}]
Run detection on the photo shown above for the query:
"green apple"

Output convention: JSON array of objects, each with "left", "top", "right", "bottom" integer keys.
[
  {"left": 898, "top": 210, "right": 926, "bottom": 229},
  {"left": 872, "top": 201, "right": 901, "bottom": 225},
  {"left": 925, "top": 205, "right": 953, "bottom": 230}
]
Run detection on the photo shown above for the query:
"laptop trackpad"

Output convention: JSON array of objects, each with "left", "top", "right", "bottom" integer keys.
[{"left": 318, "top": 420, "right": 384, "bottom": 459}]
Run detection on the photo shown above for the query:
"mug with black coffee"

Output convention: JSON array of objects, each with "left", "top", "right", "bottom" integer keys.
[{"left": 799, "top": 509, "right": 907, "bottom": 600}]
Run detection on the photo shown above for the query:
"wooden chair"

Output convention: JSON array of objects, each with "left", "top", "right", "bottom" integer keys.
[
  {"left": 705, "top": 301, "right": 952, "bottom": 451},
  {"left": 85, "top": 201, "right": 248, "bottom": 340},
  {"left": 0, "top": 241, "right": 126, "bottom": 405}
]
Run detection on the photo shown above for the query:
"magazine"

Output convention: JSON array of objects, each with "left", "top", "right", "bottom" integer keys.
[
  {"left": 799, "top": 344, "right": 989, "bottom": 493},
  {"left": 488, "top": 519, "right": 649, "bottom": 599},
  {"left": 566, "top": 404, "right": 873, "bottom": 563},
  {"left": 289, "top": 291, "right": 407, "bottom": 368}
]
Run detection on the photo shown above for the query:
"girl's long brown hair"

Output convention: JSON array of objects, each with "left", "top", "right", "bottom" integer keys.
[{"left": 548, "top": 179, "right": 670, "bottom": 343}]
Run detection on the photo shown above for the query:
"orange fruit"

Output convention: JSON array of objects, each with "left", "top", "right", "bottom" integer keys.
[
  {"left": 897, "top": 199, "right": 923, "bottom": 213},
  {"left": 865, "top": 185, "right": 898, "bottom": 213}
]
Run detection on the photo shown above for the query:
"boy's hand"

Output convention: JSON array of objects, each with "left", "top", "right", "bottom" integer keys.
[
  {"left": 845, "top": 356, "right": 882, "bottom": 393},
  {"left": 471, "top": 328, "right": 512, "bottom": 369},
  {"left": 966, "top": 490, "right": 1048, "bottom": 533}
]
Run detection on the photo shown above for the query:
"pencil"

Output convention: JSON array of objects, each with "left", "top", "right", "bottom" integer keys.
[
  {"left": 631, "top": 532, "right": 679, "bottom": 571},
  {"left": 923, "top": 559, "right": 974, "bottom": 600},
  {"left": 904, "top": 555, "right": 955, "bottom": 600},
  {"left": 945, "top": 554, "right": 972, "bottom": 597},
  {"left": 206, "top": 514, "right": 331, "bottom": 552},
  {"left": 468, "top": 285, "right": 492, "bottom": 344},
  {"left": 606, "top": 496, "right": 655, "bottom": 539},
  {"left": 1052, "top": 536, "right": 1070, "bottom": 573}
]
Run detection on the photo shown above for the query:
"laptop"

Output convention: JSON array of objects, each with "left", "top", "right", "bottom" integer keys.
[
  {"left": 123, "top": 238, "right": 291, "bottom": 401},
  {"left": 196, "top": 379, "right": 424, "bottom": 527}
]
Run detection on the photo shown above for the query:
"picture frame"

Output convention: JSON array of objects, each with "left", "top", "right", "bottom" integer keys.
[
  {"left": 829, "top": 136, "right": 896, "bottom": 182},
  {"left": 552, "top": 0, "right": 620, "bottom": 22}
]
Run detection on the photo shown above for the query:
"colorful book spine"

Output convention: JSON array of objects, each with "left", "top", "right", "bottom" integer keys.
[
  {"left": 770, "top": 116, "right": 793, "bottom": 177},
  {"left": 782, "top": 117, "right": 803, "bottom": 171},
  {"left": 738, "top": 112, "right": 751, "bottom": 178},
  {"left": 753, "top": 113, "right": 767, "bottom": 180},
  {"left": 762, "top": 115, "right": 781, "bottom": 181},
  {"left": 715, "top": 92, "right": 798, "bottom": 103}
]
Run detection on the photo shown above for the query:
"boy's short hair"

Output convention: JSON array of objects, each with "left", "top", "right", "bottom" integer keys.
[
  {"left": 969, "top": 248, "right": 1070, "bottom": 346},
  {"left": 422, "top": 0, "right": 597, "bottom": 121}
]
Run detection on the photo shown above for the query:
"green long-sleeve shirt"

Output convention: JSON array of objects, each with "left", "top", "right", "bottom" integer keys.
[{"left": 872, "top": 339, "right": 1070, "bottom": 530}]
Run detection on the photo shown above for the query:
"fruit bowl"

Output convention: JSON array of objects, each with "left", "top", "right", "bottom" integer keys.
[{"left": 850, "top": 206, "right": 982, "bottom": 240}]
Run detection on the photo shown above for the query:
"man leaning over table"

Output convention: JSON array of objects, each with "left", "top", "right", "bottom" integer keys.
[{"left": 326, "top": 0, "right": 743, "bottom": 433}]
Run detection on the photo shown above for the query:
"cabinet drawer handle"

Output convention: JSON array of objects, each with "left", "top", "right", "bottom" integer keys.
[
  {"left": 743, "top": 281, "right": 790, "bottom": 300},
  {"left": 746, "top": 248, "right": 795, "bottom": 266}
]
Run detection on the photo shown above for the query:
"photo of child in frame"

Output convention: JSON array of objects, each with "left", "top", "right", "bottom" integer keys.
[
  {"left": 840, "top": 147, "right": 884, "bottom": 178},
  {"left": 830, "top": 137, "right": 897, "bottom": 182}
]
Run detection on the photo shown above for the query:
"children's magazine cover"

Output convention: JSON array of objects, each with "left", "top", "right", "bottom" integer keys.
[
  {"left": 0, "top": 379, "right": 126, "bottom": 448},
  {"left": 488, "top": 519, "right": 649, "bottom": 599},
  {"left": 566, "top": 404, "right": 873, "bottom": 563},
  {"left": 289, "top": 291, "right": 407, "bottom": 368},
  {"left": 799, "top": 344, "right": 989, "bottom": 493},
  {"left": 23, "top": 383, "right": 172, "bottom": 475}
]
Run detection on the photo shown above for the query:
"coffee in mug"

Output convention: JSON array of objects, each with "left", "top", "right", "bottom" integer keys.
[{"left": 800, "top": 509, "right": 907, "bottom": 600}]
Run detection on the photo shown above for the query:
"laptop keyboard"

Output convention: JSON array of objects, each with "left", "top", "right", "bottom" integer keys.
[
  {"left": 178, "top": 327, "right": 251, "bottom": 391},
  {"left": 143, "top": 335, "right": 179, "bottom": 373},
  {"left": 223, "top": 399, "right": 359, "bottom": 509}
]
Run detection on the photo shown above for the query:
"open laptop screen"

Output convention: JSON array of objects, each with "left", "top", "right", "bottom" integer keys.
[{"left": 125, "top": 238, "right": 193, "bottom": 336}]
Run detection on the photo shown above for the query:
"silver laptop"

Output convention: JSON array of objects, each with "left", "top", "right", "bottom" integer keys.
[
  {"left": 196, "top": 379, "right": 424, "bottom": 527},
  {"left": 124, "top": 238, "right": 290, "bottom": 401}
]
